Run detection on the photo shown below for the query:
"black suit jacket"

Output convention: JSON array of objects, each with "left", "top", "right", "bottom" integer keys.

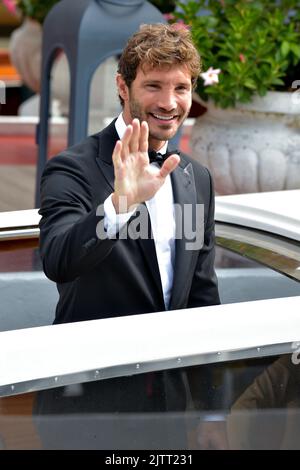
[
  {"left": 39, "top": 119, "right": 220, "bottom": 324},
  {"left": 36, "top": 120, "right": 221, "bottom": 432}
]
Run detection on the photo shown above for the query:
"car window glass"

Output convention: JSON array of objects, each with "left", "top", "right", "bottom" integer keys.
[
  {"left": 0, "top": 353, "right": 299, "bottom": 449},
  {"left": 216, "top": 245, "right": 300, "bottom": 304}
]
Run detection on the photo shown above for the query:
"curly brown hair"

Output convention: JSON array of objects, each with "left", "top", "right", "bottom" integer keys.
[{"left": 117, "top": 23, "right": 201, "bottom": 105}]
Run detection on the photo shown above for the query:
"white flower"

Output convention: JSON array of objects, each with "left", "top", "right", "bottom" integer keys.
[{"left": 200, "top": 67, "right": 221, "bottom": 86}]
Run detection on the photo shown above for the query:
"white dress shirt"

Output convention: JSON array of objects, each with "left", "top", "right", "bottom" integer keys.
[{"left": 103, "top": 114, "right": 176, "bottom": 308}]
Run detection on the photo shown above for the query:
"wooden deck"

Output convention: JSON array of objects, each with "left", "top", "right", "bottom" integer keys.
[
  {"left": 0, "top": 165, "right": 36, "bottom": 211},
  {"left": 0, "top": 132, "right": 67, "bottom": 212}
]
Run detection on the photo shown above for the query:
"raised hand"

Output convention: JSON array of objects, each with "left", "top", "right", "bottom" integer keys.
[{"left": 111, "top": 118, "right": 180, "bottom": 213}]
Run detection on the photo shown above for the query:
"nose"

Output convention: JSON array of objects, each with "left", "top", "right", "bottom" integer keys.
[{"left": 157, "top": 89, "right": 177, "bottom": 111}]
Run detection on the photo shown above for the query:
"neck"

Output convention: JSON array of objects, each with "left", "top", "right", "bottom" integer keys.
[{"left": 148, "top": 138, "right": 167, "bottom": 152}]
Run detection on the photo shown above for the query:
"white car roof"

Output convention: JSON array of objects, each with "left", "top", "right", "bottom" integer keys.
[
  {"left": 215, "top": 190, "right": 300, "bottom": 242},
  {"left": 0, "top": 296, "right": 300, "bottom": 396}
]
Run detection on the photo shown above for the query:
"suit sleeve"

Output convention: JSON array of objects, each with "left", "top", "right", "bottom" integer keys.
[
  {"left": 39, "top": 155, "right": 116, "bottom": 283},
  {"left": 187, "top": 169, "right": 220, "bottom": 307}
]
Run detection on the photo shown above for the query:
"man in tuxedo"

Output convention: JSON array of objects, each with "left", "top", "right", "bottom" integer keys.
[{"left": 35, "top": 23, "right": 220, "bottom": 448}]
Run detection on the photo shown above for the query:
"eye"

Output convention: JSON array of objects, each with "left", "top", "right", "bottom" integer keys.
[
  {"left": 146, "top": 83, "right": 159, "bottom": 90},
  {"left": 176, "top": 85, "right": 190, "bottom": 92}
]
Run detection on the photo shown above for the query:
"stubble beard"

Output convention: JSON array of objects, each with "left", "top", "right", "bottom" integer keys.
[{"left": 129, "top": 97, "right": 185, "bottom": 144}]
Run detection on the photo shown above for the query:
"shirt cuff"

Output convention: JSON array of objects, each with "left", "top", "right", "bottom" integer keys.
[{"left": 103, "top": 194, "right": 136, "bottom": 238}]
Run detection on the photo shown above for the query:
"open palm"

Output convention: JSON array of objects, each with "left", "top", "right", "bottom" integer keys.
[{"left": 112, "top": 119, "right": 180, "bottom": 213}]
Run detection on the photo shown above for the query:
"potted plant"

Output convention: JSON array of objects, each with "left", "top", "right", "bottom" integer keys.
[
  {"left": 2, "top": 0, "right": 59, "bottom": 23},
  {"left": 172, "top": 0, "right": 300, "bottom": 194},
  {"left": 1, "top": 0, "right": 59, "bottom": 92}
]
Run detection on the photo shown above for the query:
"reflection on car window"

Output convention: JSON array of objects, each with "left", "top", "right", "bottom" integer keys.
[
  {"left": 216, "top": 244, "right": 258, "bottom": 269},
  {"left": 216, "top": 246, "right": 300, "bottom": 304},
  {"left": 0, "top": 243, "right": 41, "bottom": 273},
  {"left": 0, "top": 354, "right": 299, "bottom": 449},
  {"left": 0, "top": 242, "right": 56, "bottom": 331},
  {"left": 216, "top": 224, "right": 300, "bottom": 282}
]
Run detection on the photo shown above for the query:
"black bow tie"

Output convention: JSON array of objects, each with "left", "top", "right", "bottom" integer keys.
[{"left": 148, "top": 149, "right": 180, "bottom": 166}]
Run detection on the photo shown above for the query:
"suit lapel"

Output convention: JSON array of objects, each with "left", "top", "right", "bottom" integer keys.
[
  {"left": 169, "top": 157, "right": 199, "bottom": 310},
  {"left": 95, "top": 119, "right": 118, "bottom": 190}
]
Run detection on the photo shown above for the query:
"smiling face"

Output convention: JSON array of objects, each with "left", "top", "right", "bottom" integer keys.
[{"left": 117, "top": 64, "right": 192, "bottom": 151}]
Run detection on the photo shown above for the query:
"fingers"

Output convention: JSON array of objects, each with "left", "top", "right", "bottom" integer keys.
[
  {"left": 159, "top": 153, "right": 180, "bottom": 178},
  {"left": 139, "top": 121, "right": 149, "bottom": 153},
  {"left": 129, "top": 118, "right": 140, "bottom": 154},
  {"left": 121, "top": 119, "right": 149, "bottom": 155},
  {"left": 121, "top": 124, "right": 133, "bottom": 161},
  {"left": 112, "top": 140, "right": 124, "bottom": 177}
]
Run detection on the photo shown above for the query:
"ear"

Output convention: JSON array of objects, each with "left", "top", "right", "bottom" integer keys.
[{"left": 116, "top": 74, "right": 129, "bottom": 103}]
